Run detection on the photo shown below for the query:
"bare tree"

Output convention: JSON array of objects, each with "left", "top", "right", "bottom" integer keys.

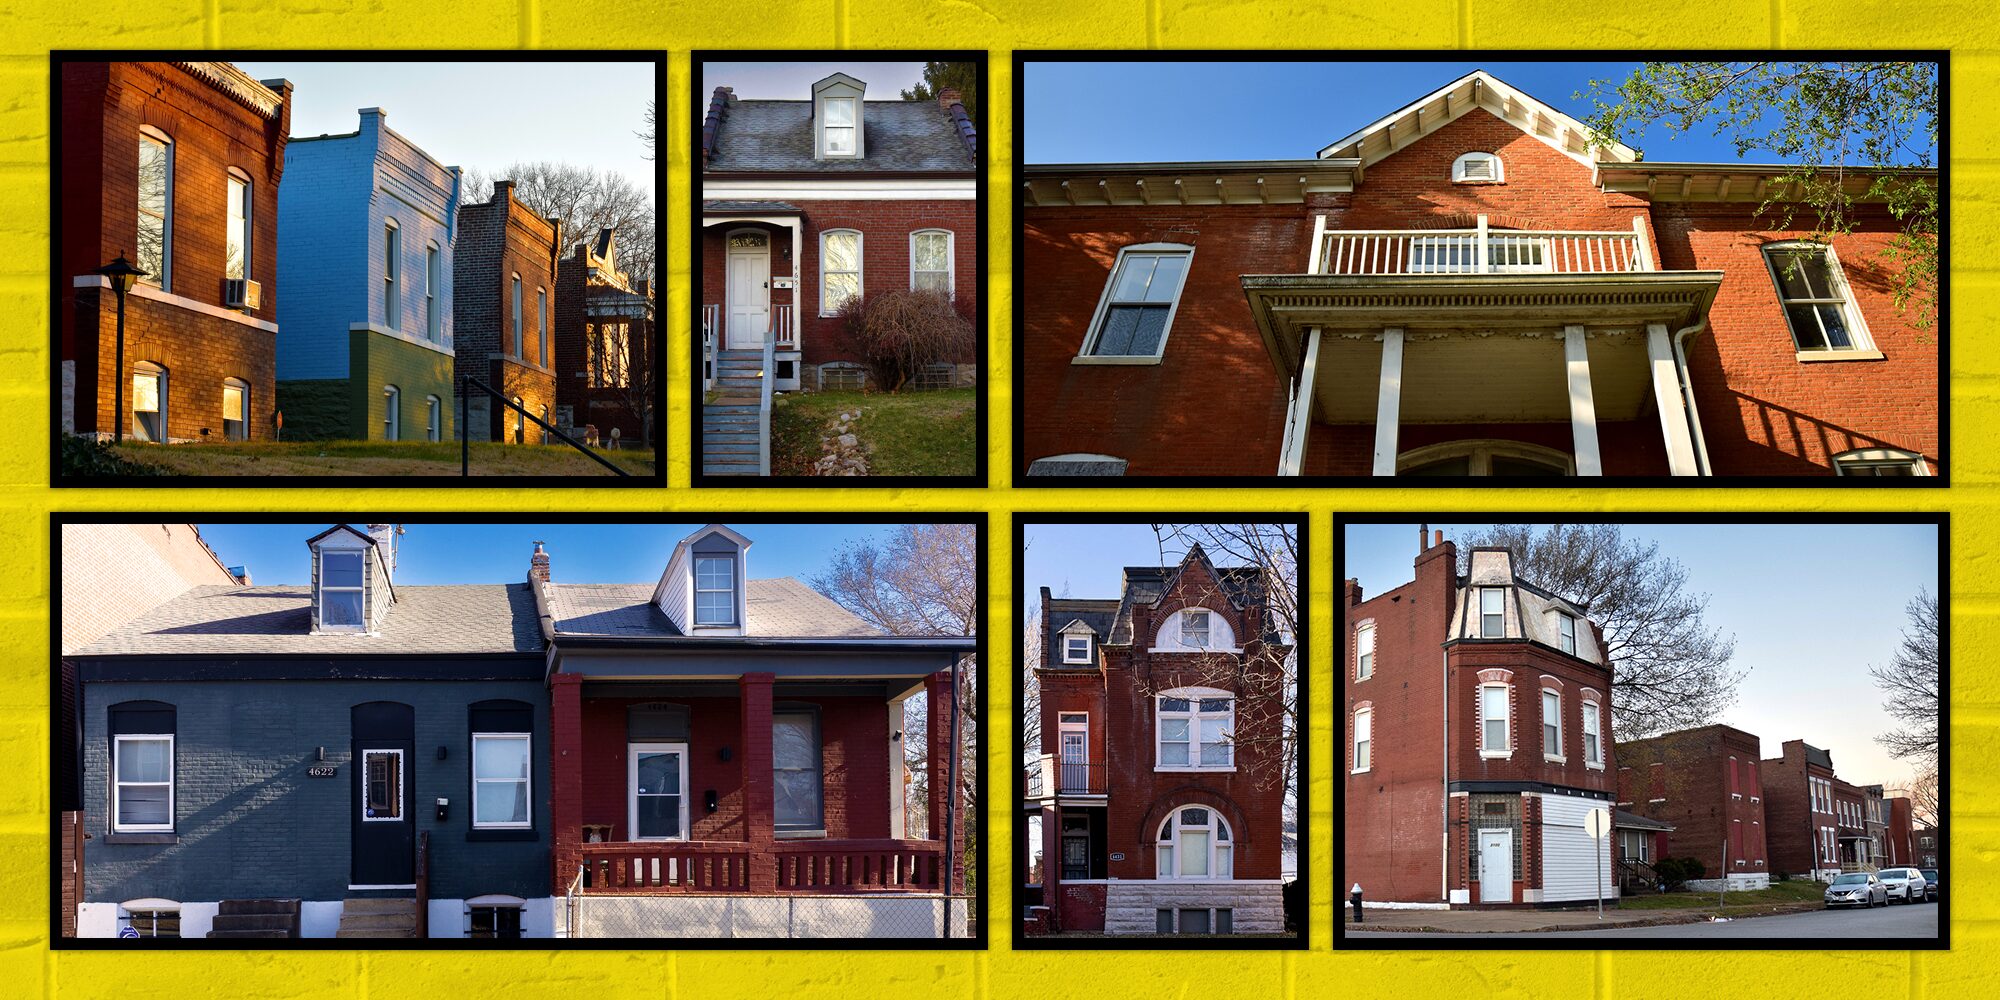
[
  {"left": 639, "top": 100, "right": 656, "bottom": 161},
  {"left": 1872, "top": 589, "right": 1940, "bottom": 769},
  {"left": 1461, "top": 524, "right": 1744, "bottom": 740},
  {"left": 461, "top": 163, "right": 655, "bottom": 281},
  {"left": 1022, "top": 587, "right": 1042, "bottom": 758}
]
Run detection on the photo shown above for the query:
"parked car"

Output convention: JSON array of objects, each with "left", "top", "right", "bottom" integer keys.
[
  {"left": 1824, "top": 872, "right": 1888, "bottom": 909},
  {"left": 1877, "top": 867, "right": 1926, "bottom": 903},
  {"left": 1920, "top": 868, "right": 1941, "bottom": 902}
]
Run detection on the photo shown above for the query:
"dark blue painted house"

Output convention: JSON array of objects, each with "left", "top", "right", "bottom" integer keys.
[{"left": 68, "top": 524, "right": 553, "bottom": 938}]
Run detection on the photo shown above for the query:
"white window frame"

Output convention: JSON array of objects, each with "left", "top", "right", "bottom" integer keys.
[
  {"left": 1452, "top": 151, "right": 1504, "bottom": 184},
  {"left": 1832, "top": 447, "right": 1930, "bottom": 477},
  {"left": 424, "top": 242, "right": 441, "bottom": 343},
  {"left": 822, "top": 96, "right": 857, "bottom": 157},
  {"left": 536, "top": 287, "right": 549, "bottom": 366},
  {"left": 819, "top": 229, "right": 862, "bottom": 316},
  {"left": 1154, "top": 687, "right": 1234, "bottom": 772},
  {"left": 1582, "top": 699, "right": 1603, "bottom": 769},
  {"left": 383, "top": 384, "right": 399, "bottom": 441},
  {"left": 910, "top": 229, "right": 954, "bottom": 294},
  {"left": 1157, "top": 804, "right": 1233, "bottom": 880},
  {"left": 1352, "top": 707, "right": 1372, "bottom": 774},
  {"left": 425, "top": 395, "right": 441, "bottom": 442},
  {"left": 628, "top": 741, "right": 690, "bottom": 841},
  {"left": 111, "top": 734, "right": 175, "bottom": 833},
  {"left": 471, "top": 732, "right": 533, "bottom": 830},
  {"left": 1557, "top": 612, "right": 1577, "bottom": 655},
  {"left": 137, "top": 126, "right": 172, "bottom": 290},
  {"left": 1180, "top": 609, "right": 1211, "bottom": 648},
  {"left": 1541, "top": 688, "right": 1564, "bottom": 761},
  {"left": 119, "top": 899, "right": 181, "bottom": 938},
  {"left": 221, "top": 377, "right": 249, "bottom": 442},
  {"left": 1062, "top": 634, "right": 1091, "bottom": 664},
  {"left": 510, "top": 274, "right": 524, "bottom": 358},
  {"left": 1355, "top": 623, "right": 1375, "bottom": 680},
  {"left": 1479, "top": 683, "right": 1511, "bottom": 758},
  {"left": 1763, "top": 242, "right": 1878, "bottom": 358},
  {"left": 1074, "top": 243, "right": 1194, "bottom": 364},
  {"left": 361, "top": 748, "right": 404, "bottom": 822},
  {"left": 693, "top": 555, "right": 735, "bottom": 626},
  {"left": 318, "top": 548, "right": 366, "bottom": 632},
  {"left": 1480, "top": 587, "right": 1506, "bottom": 637},
  {"left": 383, "top": 219, "right": 401, "bottom": 330},
  {"left": 132, "top": 362, "right": 166, "bottom": 442},
  {"left": 510, "top": 395, "right": 524, "bottom": 444},
  {"left": 225, "top": 168, "right": 250, "bottom": 283}
]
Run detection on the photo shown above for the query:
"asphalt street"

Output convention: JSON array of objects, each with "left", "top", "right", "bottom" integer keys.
[{"left": 1345, "top": 898, "right": 1941, "bottom": 940}]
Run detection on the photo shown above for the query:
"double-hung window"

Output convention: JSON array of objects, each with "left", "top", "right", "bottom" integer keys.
[
  {"left": 822, "top": 98, "right": 856, "bottom": 155},
  {"left": 537, "top": 288, "right": 548, "bottom": 366},
  {"left": 1355, "top": 624, "right": 1374, "bottom": 680},
  {"left": 424, "top": 244, "right": 441, "bottom": 342},
  {"left": 471, "top": 733, "right": 531, "bottom": 828},
  {"left": 221, "top": 378, "right": 248, "bottom": 441},
  {"left": 225, "top": 171, "right": 250, "bottom": 283},
  {"left": 1180, "top": 609, "right": 1211, "bottom": 648},
  {"left": 1765, "top": 244, "right": 1873, "bottom": 354},
  {"left": 1582, "top": 700, "right": 1602, "bottom": 767},
  {"left": 113, "top": 734, "right": 174, "bottom": 832},
  {"left": 384, "top": 221, "right": 401, "bottom": 329},
  {"left": 694, "top": 556, "right": 734, "bottom": 625},
  {"left": 1352, "top": 707, "right": 1372, "bottom": 772},
  {"left": 1557, "top": 612, "right": 1577, "bottom": 654},
  {"left": 1063, "top": 634, "right": 1091, "bottom": 664},
  {"left": 132, "top": 362, "right": 166, "bottom": 442},
  {"left": 911, "top": 230, "right": 952, "bottom": 293},
  {"left": 425, "top": 395, "right": 441, "bottom": 442},
  {"left": 820, "top": 230, "right": 862, "bottom": 315},
  {"left": 320, "top": 550, "right": 365, "bottom": 629},
  {"left": 1542, "top": 689, "right": 1563, "bottom": 758},
  {"left": 1480, "top": 588, "right": 1506, "bottom": 637},
  {"left": 510, "top": 276, "right": 524, "bottom": 357},
  {"left": 1080, "top": 245, "right": 1191, "bottom": 360},
  {"left": 1480, "top": 684, "right": 1510, "bottom": 755},
  {"left": 136, "top": 128, "right": 171, "bottom": 288},
  {"left": 383, "top": 384, "right": 400, "bottom": 441},
  {"left": 1157, "top": 692, "right": 1233, "bottom": 769},
  {"left": 773, "top": 709, "right": 824, "bottom": 833}
]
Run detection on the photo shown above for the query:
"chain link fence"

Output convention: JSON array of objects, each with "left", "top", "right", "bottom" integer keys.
[{"left": 565, "top": 894, "right": 971, "bottom": 940}]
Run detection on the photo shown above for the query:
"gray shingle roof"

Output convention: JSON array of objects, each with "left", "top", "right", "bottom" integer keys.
[
  {"left": 1043, "top": 598, "right": 1119, "bottom": 668},
  {"left": 546, "top": 578, "right": 884, "bottom": 639},
  {"left": 702, "top": 200, "right": 803, "bottom": 213},
  {"left": 70, "top": 584, "right": 544, "bottom": 657},
  {"left": 705, "top": 98, "right": 975, "bottom": 173}
]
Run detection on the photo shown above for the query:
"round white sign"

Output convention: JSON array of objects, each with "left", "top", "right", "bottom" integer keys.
[{"left": 1583, "top": 806, "right": 1612, "bottom": 839}]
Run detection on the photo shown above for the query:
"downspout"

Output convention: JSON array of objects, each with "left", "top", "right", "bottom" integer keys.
[
  {"left": 1441, "top": 646, "right": 1450, "bottom": 903},
  {"left": 944, "top": 653, "right": 962, "bottom": 938},
  {"left": 1671, "top": 319, "right": 1713, "bottom": 477}
]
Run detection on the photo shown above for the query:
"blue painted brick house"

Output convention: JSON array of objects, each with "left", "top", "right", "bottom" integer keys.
[
  {"left": 69, "top": 524, "right": 554, "bottom": 938},
  {"left": 276, "top": 110, "right": 461, "bottom": 442}
]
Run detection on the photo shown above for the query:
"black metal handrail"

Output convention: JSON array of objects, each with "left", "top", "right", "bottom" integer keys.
[{"left": 458, "top": 374, "right": 629, "bottom": 477}]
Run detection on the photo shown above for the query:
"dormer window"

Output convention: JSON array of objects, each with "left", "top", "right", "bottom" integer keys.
[
  {"left": 1453, "top": 151, "right": 1503, "bottom": 184},
  {"left": 1557, "top": 612, "right": 1577, "bottom": 655},
  {"left": 1480, "top": 587, "right": 1505, "bottom": 637},
  {"left": 823, "top": 97, "right": 856, "bottom": 156},
  {"left": 1063, "top": 634, "right": 1091, "bottom": 664},
  {"left": 1181, "top": 609, "right": 1211, "bottom": 648},
  {"left": 320, "top": 550, "right": 365, "bottom": 629},
  {"left": 694, "top": 556, "right": 735, "bottom": 626}
]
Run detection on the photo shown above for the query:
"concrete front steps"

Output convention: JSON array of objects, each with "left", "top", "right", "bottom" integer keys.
[
  {"left": 704, "top": 348, "right": 769, "bottom": 476},
  {"left": 334, "top": 896, "right": 420, "bottom": 939},
  {"left": 206, "top": 898, "right": 300, "bottom": 939}
]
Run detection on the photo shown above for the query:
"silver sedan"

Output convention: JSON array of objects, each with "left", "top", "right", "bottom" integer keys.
[{"left": 1824, "top": 872, "right": 1888, "bottom": 908}]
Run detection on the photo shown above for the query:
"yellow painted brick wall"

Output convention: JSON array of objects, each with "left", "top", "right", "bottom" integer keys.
[{"left": 0, "top": 2, "right": 1986, "bottom": 998}]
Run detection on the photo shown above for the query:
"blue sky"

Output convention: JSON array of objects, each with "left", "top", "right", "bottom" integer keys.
[
  {"left": 233, "top": 61, "right": 656, "bottom": 199},
  {"left": 1023, "top": 60, "right": 1906, "bottom": 165},
  {"left": 196, "top": 522, "right": 910, "bottom": 589},
  {"left": 1344, "top": 522, "right": 1940, "bottom": 789},
  {"left": 701, "top": 62, "right": 929, "bottom": 101}
]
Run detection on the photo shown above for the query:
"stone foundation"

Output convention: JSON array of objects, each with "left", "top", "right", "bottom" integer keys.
[{"left": 1103, "top": 880, "right": 1286, "bottom": 935}]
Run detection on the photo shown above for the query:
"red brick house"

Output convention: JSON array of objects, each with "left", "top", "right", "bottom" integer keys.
[
  {"left": 1887, "top": 796, "right": 1917, "bottom": 865},
  {"left": 1761, "top": 739, "right": 1843, "bottom": 878},
  {"left": 1615, "top": 724, "right": 1771, "bottom": 889},
  {"left": 1021, "top": 69, "right": 1938, "bottom": 479},
  {"left": 1023, "top": 545, "right": 1291, "bottom": 934},
  {"left": 1345, "top": 534, "right": 1617, "bottom": 908},
  {"left": 454, "top": 180, "right": 561, "bottom": 444},
  {"left": 554, "top": 228, "right": 654, "bottom": 448},
  {"left": 59, "top": 61, "right": 291, "bottom": 444},
  {"left": 543, "top": 524, "right": 973, "bottom": 937},
  {"left": 1914, "top": 825, "right": 1941, "bottom": 870},
  {"left": 697, "top": 70, "right": 978, "bottom": 475}
]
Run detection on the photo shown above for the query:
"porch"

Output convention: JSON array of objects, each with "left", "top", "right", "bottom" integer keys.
[
  {"left": 1246, "top": 215, "right": 1725, "bottom": 477},
  {"left": 700, "top": 203, "right": 805, "bottom": 392}
]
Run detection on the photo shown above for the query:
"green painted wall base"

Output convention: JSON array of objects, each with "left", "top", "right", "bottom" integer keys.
[
  {"left": 349, "top": 329, "right": 456, "bottom": 442},
  {"left": 274, "top": 379, "right": 349, "bottom": 441}
]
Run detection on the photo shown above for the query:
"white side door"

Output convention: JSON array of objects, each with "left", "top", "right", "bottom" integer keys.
[
  {"left": 1479, "top": 829, "right": 1512, "bottom": 903},
  {"left": 725, "top": 232, "right": 770, "bottom": 350}
]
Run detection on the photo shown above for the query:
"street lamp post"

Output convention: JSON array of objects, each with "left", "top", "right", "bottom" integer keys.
[{"left": 95, "top": 253, "right": 147, "bottom": 444}]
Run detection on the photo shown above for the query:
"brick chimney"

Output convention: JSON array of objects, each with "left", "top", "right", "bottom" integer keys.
[
  {"left": 936, "top": 87, "right": 963, "bottom": 111},
  {"left": 492, "top": 178, "right": 514, "bottom": 205},
  {"left": 1344, "top": 577, "right": 1363, "bottom": 608},
  {"left": 367, "top": 523, "right": 396, "bottom": 583},
  {"left": 530, "top": 540, "right": 551, "bottom": 584},
  {"left": 1414, "top": 528, "right": 1456, "bottom": 614}
]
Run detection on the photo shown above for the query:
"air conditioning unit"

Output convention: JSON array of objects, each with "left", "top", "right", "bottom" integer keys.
[{"left": 223, "top": 278, "right": 261, "bottom": 310}]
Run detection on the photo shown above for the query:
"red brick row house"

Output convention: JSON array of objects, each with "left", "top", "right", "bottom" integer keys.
[
  {"left": 554, "top": 228, "right": 654, "bottom": 448},
  {"left": 59, "top": 62, "right": 292, "bottom": 444},
  {"left": 454, "top": 180, "right": 562, "bottom": 444},
  {"left": 1021, "top": 69, "right": 1939, "bottom": 479},
  {"left": 1023, "top": 545, "right": 1292, "bottom": 934},
  {"left": 1345, "top": 534, "right": 1617, "bottom": 908},
  {"left": 1615, "top": 724, "right": 1771, "bottom": 889}
]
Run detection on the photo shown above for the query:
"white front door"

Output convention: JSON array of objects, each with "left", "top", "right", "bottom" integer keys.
[
  {"left": 628, "top": 742, "right": 689, "bottom": 841},
  {"left": 1479, "top": 829, "right": 1512, "bottom": 903},
  {"left": 725, "top": 231, "right": 770, "bottom": 350}
]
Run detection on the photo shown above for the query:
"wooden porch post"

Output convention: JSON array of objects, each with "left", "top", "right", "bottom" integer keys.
[
  {"left": 550, "top": 672, "right": 584, "bottom": 896},
  {"left": 926, "top": 668, "right": 964, "bottom": 893},
  {"left": 740, "top": 672, "right": 777, "bottom": 891}
]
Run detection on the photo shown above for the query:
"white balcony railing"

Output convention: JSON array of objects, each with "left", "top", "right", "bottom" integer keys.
[{"left": 1319, "top": 218, "right": 1654, "bottom": 276}]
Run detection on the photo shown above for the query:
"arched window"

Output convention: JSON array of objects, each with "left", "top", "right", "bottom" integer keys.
[
  {"left": 425, "top": 395, "right": 441, "bottom": 442},
  {"left": 510, "top": 274, "right": 524, "bottom": 357},
  {"left": 536, "top": 287, "right": 548, "bottom": 366},
  {"left": 424, "top": 241, "right": 442, "bottom": 343},
  {"left": 1453, "top": 151, "right": 1504, "bottom": 184},
  {"left": 225, "top": 167, "right": 250, "bottom": 283},
  {"left": 1157, "top": 805, "right": 1232, "bottom": 879},
  {"left": 382, "top": 384, "right": 400, "bottom": 441},
  {"left": 1832, "top": 447, "right": 1928, "bottom": 477},
  {"left": 511, "top": 395, "right": 524, "bottom": 444},
  {"left": 820, "top": 229, "right": 862, "bottom": 316},
  {"left": 539, "top": 403, "right": 550, "bottom": 444},
  {"left": 1398, "top": 440, "right": 1573, "bottom": 477},
  {"left": 136, "top": 126, "right": 173, "bottom": 289},
  {"left": 119, "top": 899, "right": 181, "bottom": 938},
  {"left": 383, "top": 218, "right": 401, "bottom": 330},
  {"left": 910, "top": 229, "right": 953, "bottom": 294},
  {"left": 221, "top": 377, "right": 249, "bottom": 441},
  {"left": 132, "top": 361, "right": 167, "bottom": 442},
  {"left": 1151, "top": 608, "right": 1239, "bottom": 651}
]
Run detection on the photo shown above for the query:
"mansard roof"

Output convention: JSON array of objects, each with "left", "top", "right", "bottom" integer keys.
[{"left": 702, "top": 89, "right": 977, "bottom": 174}]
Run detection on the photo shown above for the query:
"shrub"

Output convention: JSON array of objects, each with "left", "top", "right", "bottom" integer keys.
[
  {"left": 59, "top": 435, "right": 169, "bottom": 478},
  {"left": 1653, "top": 856, "right": 1707, "bottom": 892},
  {"left": 837, "top": 289, "right": 974, "bottom": 391}
]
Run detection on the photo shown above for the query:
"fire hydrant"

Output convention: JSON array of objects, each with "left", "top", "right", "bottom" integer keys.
[{"left": 1350, "top": 882, "right": 1364, "bottom": 923}]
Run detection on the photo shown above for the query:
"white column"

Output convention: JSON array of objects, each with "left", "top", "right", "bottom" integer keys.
[
  {"left": 1647, "top": 323, "right": 1700, "bottom": 476},
  {"left": 1564, "top": 325, "right": 1603, "bottom": 476},
  {"left": 887, "top": 690, "right": 909, "bottom": 839},
  {"left": 1372, "top": 328, "right": 1404, "bottom": 476},
  {"left": 1278, "top": 326, "right": 1323, "bottom": 476}
]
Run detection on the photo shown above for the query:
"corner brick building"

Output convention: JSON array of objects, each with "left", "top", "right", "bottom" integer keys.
[
  {"left": 1023, "top": 545, "right": 1291, "bottom": 935},
  {"left": 554, "top": 228, "right": 654, "bottom": 447},
  {"left": 453, "top": 180, "right": 560, "bottom": 443},
  {"left": 59, "top": 61, "right": 291, "bottom": 444},
  {"left": 1346, "top": 533, "right": 1617, "bottom": 908},
  {"left": 1615, "top": 724, "right": 1771, "bottom": 889},
  {"left": 1761, "top": 738, "right": 1843, "bottom": 877},
  {"left": 1021, "top": 69, "right": 1938, "bottom": 479}
]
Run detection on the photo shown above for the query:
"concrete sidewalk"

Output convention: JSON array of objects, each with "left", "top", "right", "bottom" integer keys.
[{"left": 1342, "top": 902, "right": 1820, "bottom": 934}]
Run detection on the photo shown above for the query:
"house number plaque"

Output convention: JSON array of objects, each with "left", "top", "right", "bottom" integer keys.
[{"left": 307, "top": 765, "right": 337, "bottom": 777}]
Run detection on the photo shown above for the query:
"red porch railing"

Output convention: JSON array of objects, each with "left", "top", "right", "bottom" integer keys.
[
  {"left": 774, "top": 839, "right": 944, "bottom": 893},
  {"left": 580, "top": 841, "right": 753, "bottom": 893}
]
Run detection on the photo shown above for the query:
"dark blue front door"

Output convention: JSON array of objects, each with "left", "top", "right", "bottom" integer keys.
[{"left": 351, "top": 702, "right": 415, "bottom": 887}]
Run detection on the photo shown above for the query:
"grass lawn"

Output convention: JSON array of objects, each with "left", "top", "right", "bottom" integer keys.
[
  {"left": 89, "top": 439, "right": 654, "bottom": 478},
  {"left": 770, "top": 388, "right": 977, "bottom": 477},
  {"left": 1615, "top": 878, "right": 1830, "bottom": 912}
]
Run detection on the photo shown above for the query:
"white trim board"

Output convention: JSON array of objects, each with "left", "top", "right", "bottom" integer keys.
[
  {"left": 702, "top": 179, "right": 978, "bottom": 201},
  {"left": 73, "top": 274, "right": 278, "bottom": 333}
]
